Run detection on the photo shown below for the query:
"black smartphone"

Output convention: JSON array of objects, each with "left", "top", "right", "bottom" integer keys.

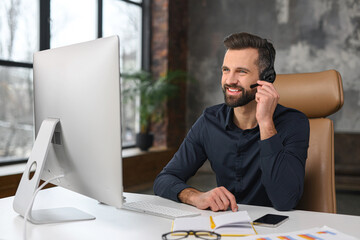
[{"left": 253, "top": 214, "right": 289, "bottom": 227}]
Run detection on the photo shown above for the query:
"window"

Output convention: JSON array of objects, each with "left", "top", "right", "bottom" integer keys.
[
  {"left": 50, "top": 0, "right": 97, "bottom": 48},
  {"left": 0, "top": 0, "right": 37, "bottom": 164},
  {"left": 103, "top": 0, "right": 143, "bottom": 146},
  {"left": 0, "top": 0, "right": 148, "bottom": 165}
]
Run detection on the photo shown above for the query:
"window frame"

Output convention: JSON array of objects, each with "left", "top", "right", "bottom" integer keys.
[{"left": 0, "top": 0, "right": 151, "bottom": 166}]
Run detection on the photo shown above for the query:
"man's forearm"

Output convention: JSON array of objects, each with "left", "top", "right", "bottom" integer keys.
[
  {"left": 259, "top": 134, "right": 307, "bottom": 210},
  {"left": 178, "top": 187, "right": 200, "bottom": 205},
  {"left": 259, "top": 120, "right": 277, "bottom": 140}
]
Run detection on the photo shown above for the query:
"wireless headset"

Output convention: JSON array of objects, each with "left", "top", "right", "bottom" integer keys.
[{"left": 259, "top": 40, "right": 276, "bottom": 83}]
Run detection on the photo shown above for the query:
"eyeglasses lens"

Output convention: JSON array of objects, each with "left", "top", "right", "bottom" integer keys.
[
  {"left": 195, "top": 231, "right": 220, "bottom": 240},
  {"left": 163, "top": 231, "right": 188, "bottom": 240}
]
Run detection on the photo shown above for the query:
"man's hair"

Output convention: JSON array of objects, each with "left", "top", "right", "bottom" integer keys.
[{"left": 223, "top": 32, "right": 276, "bottom": 78}]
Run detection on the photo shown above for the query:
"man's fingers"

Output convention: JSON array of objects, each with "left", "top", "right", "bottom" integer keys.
[
  {"left": 216, "top": 188, "right": 231, "bottom": 210},
  {"left": 197, "top": 187, "right": 238, "bottom": 212},
  {"left": 211, "top": 191, "right": 225, "bottom": 211},
  {"left": 220, "top": 187, "right": 238, "bottom": 211},
  {"left": 217, "top": 187, "right": 237, "bottom": 211},
  {"left": 218, "top": 194, "right": 230, "bottom": 210},
  {"left": 257, "top": 86, "right": 279, "bottom": 99},
  {"left": 210, "top": 199, "right": 220, "bottom": 212},
  {"left": 256, "top": 80, "right": 279, "bottom": 99}
]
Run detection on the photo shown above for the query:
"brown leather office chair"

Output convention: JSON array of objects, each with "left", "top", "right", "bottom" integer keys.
[{"left": 274, "top": 69, "right": 344, "bottom": 213}]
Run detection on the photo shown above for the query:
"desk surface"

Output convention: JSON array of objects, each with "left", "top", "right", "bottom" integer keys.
[{"left": 1, "top": 187, "right": 359, "bottom": 240}]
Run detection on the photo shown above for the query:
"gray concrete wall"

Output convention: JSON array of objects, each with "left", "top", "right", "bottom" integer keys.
[{"left": 187, "top": 0, "right": 360, "bottom": 133}]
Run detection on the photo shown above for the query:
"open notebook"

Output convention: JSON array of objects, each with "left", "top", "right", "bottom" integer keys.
[{"left": 172, "top": 211, "right": 257, "bottom": 236}]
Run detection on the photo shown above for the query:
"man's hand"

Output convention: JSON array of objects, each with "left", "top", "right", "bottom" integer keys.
[
  {"left": 254, "top": 80, "right": 279, "bottom": 140},
  {"left": 178, "top": 187, "right": 238, "bottom": 212}
]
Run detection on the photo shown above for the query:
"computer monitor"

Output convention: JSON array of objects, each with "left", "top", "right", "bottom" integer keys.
[{"left": 13, "top": 36, "right": 123, "bottom": 224}]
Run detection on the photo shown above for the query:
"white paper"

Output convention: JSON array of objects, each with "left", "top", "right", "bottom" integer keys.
[
  {"left": 213, "top": 211, "right": 254, "bottom": 235},
  {"left": 213, "top": 211, "right": 252, "bottom": 227},
  {"left": 239, "top": 226, "right": 358, "bottom": 240},
  {"left": 172, "top": 211, "right": 256, "bottom": 236},
  {"left": 172, "top": 216, "right": 209, "bottom": 231}
]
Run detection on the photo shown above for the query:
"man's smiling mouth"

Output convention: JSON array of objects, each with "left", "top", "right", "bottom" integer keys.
[
  {"left": 226, "top": 87, "right": 243, "bottom": 95},
  {"left": 228, "top": 87, "right": 241, "bottom": 92}
]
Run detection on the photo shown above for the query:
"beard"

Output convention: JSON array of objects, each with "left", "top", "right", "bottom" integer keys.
[{"left": 222, "top": 84, "right": 256, "bottom": 108}]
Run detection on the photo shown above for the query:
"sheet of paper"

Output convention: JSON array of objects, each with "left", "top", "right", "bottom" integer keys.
[
  {"left": 238, "top": 226, "right": 358, "bottom": 240},
  {"left": 172, "top": 216, "right": 210, "bottom": 231},
  {"left": 172, "top": 211, "right": 256, "bottom": 236},
  {"left": 213, "top": 211, "right": 255, "bottom": 235},
  {"left": 213, "top": 211, "right": 252, "bottom": 226}
]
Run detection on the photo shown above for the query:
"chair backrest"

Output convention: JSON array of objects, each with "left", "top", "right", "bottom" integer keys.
[{"left": 274, "top": 70, "right": 344, "bottom": 213}]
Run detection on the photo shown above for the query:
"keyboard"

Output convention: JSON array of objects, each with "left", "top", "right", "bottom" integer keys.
[{"left": 123, "top": 201, "right": 201, "bottom": 219}]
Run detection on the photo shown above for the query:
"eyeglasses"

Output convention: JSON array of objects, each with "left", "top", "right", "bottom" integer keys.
[{"left": 162, "top": 230, "right": 221, "bottom": 240}]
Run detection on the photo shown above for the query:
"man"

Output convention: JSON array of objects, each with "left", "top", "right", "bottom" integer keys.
[{"left": 153, "top": 32, "right": 309, "bottom": 212}]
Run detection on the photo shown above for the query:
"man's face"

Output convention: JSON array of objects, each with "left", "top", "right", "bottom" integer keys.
[{"left": 221, "top": 48, "right": 260, "bottom": 108}]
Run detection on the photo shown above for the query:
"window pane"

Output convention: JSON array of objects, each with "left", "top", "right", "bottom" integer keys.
[
  {"left": 0, "top": 66, "right": 33, "bottom": 162},
  {"left": 50, "top": 0, "right": 97, "bottom": 48},
  {"left": 104, "top": 0, "right": 142, "bottom": 146},
  {"left": 0, "top": 0, "right": 38, "bottom": 62},
  {"left": 103, "top": 0, "right": 142, "bottom": 71}
]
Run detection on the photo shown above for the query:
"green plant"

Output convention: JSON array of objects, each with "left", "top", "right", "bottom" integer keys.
[{"left": 122, "top": 70, "right": 189, "bottom": 134}]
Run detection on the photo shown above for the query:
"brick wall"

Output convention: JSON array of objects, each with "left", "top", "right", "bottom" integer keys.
[{"left": 151, "top": 0, "right": 188, "bottom": 148}]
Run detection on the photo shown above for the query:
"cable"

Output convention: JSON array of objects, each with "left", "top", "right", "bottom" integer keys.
[{"left": 23, "top": 175, "right": 64, "bottom": 240}]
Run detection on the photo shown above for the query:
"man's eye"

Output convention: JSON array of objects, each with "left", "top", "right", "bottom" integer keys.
[{"left": 222, "top": 68, "right": 229, "bottom": 72}]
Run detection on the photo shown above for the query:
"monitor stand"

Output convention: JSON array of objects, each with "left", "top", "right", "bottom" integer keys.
[{"left": 13, "top": 118, "right": 95, "bottom": 224}]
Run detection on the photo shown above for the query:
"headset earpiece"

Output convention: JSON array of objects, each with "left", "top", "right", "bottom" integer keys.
[
  {"left": 260, "top": 68, "right": 276, "bottom": 83},
  {"left": 260, "top": 41, "right": 276, "bottom": 83}
]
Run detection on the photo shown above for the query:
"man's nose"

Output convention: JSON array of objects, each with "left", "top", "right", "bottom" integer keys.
[{"left": 226, "top": 72, "right": 239, "bottom": 85}]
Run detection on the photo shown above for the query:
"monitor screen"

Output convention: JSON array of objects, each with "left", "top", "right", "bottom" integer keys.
[{"left": 13, "top": 36, "right": 123, "bottom": 223}]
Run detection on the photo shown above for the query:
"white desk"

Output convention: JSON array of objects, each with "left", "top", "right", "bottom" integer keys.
[{"left": 1, "top": 187, "right": 359, "bottom": 240}]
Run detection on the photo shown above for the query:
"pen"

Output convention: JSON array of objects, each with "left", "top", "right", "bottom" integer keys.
[{"left": 250, "top": 83, "right": 259, "bottom": 89}]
